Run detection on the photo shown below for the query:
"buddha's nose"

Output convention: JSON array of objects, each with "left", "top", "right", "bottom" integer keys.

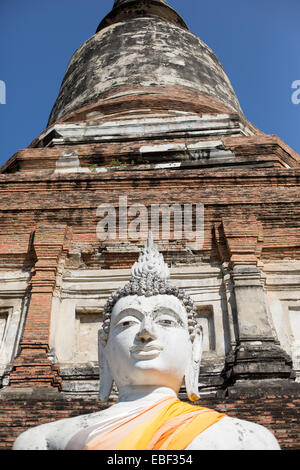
[{"left": 136, "top": 319, "right": 157, "bottom": 343}]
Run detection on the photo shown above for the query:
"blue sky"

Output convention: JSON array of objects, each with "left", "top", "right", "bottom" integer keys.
[{"left": 0, "top": 0, "right": 299, "bottom": 167}]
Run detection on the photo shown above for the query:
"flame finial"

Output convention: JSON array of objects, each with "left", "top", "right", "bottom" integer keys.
[{"left": 131, "top": 231, "right": 170, "bottom": 281}]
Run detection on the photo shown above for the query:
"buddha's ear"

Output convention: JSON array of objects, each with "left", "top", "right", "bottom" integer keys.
[
  {"left": 185, "top": 326, "right": 203, "bottom": 402},
  {"left": 98, "top": 331, "right": 114, "bottom": 402}
]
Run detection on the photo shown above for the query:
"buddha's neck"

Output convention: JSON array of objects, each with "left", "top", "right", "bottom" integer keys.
[{"left": 117, "top": 385, "right": 177, "bottom": 404}]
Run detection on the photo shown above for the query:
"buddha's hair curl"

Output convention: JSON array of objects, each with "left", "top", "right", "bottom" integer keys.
[{"left": 99, "top": 272, "right": 200, "bottom": 345}]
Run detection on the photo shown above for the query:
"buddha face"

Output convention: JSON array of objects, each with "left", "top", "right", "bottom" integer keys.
[{"left": 104, "top": 294, "right": 194, "bottom": 393}]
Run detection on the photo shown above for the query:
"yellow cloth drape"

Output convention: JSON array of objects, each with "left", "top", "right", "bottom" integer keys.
[{"left": 85, "top": 398, "right": 226, "bottom": 450}]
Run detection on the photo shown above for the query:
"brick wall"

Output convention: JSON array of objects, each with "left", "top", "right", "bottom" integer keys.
[
  {"left": 0, "top": 168, "right": 299, "bottom": 270},
  {"left": 1, "top": 388, "right": 299, "bottom": 450}
]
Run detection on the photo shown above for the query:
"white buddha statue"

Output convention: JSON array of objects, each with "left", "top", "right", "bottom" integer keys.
[{"left": 13, "top": 233, "right": 280, "bottom": 450}]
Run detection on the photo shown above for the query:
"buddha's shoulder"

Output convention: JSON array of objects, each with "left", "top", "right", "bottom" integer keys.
[
  {"left": 12, "top": 410, "right": 102, "bottom": 450},
  {"left": 186, "top": 416, "right": 280, "bottom": 450}
]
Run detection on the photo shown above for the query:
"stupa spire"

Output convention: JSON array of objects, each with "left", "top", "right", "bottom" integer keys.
[
  {"left": 113, "top": 0, "right": 168, "bottom": 6},
  {"left": 97, "top": 0, "right": 188, "bottom": 32}
]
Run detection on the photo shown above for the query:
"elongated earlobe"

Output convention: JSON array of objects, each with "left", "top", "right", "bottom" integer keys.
[
  {"left": 98, "top": 332, "right": 114, "bottom": 402},
  {"left": 185, "top": 327, "right": 203, "bottom": 402}
]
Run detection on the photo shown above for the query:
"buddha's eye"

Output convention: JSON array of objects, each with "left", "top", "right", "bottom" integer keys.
[
  {"left": 120, "top": 320, "right": 134, "bottom": 329},
  {"left": 157, "top": 317, "right": 177, "bottom": 327},
  {"left": 117, "top": 318, "right": 139, "bottom": 329}
]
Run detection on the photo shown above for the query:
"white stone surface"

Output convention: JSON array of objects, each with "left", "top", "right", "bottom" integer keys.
[
  {"left": 264, "top": 261, "right": 300, "bottom": 380},
  {"left": 37, "top": 113, "right": 253, "bottom": 148},
  {"left": 0, "top": 270, "right": 30, "bottom": 381}
]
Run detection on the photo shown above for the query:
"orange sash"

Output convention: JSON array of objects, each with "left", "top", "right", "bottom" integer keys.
[{"left": 84, "top": 397, "right": 226, "bottom": 450}]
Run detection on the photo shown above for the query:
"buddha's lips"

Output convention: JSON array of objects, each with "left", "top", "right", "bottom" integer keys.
[{"left": 130, "top": 345, "right": 163, "bottom": 353}]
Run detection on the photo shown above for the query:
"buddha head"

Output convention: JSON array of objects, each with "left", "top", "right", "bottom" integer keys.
[{"left": 98, "top": 232, "right": 203, "bottom": 402}]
